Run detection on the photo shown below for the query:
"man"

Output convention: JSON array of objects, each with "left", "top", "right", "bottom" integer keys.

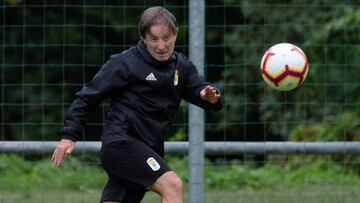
[{"left": 52, "top": 6, "right": 223, "bottom": 203}]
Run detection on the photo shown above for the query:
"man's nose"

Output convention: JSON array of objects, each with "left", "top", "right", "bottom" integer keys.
[{"left": 157, "top": 40, "right": 166, "bottom": 50}]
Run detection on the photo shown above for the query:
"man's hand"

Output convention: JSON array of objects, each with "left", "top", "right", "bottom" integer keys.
[
  {"left": 52, "top": 139, "right": 75, "bottom": 167},
  {"left": 200, "top": 85, "right": 221, "bottom": 104}
]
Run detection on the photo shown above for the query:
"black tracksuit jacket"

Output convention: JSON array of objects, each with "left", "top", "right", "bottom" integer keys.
[{"left": 59, "top": 40, "right": 223, "bottom": 150}]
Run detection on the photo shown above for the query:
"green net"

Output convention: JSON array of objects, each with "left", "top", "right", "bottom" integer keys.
[{"left": 1, "top": 0, "right": 360, "bottom": 202}]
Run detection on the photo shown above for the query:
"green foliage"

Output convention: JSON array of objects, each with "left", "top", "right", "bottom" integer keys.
[
  {"left": 217, "top": 0, "right": 360, "bottom": 140},
  {"left": 2, "top": 0, "right": 360, "bottom": 145},
  {"left": 167, "top": 128, "right": 187, "bottom": 141},
  {"left": 290, "top": 111, "right": 360, "bottom": 141},
  {"left": 204, "top": 158, "right": 360, "bottom": 190},
  {"left": 0, "top": 154, "right": 106, "bottom": 191},
  {"left": 2, "top": 154, "right": 359, "bottom": 192},
  {"left": 1, "top": 0, "right": 190, "bottom": 141},
  {"left": 288, "top": 111, "right": 360, "bottom": 174}
]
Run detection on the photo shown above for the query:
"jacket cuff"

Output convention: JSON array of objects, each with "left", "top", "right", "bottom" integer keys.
[
  {"left": 58, "top": 127, "right": 81, "bottom": 142},
  {"left": 61, "top": 135, "right": 78, "bottom": 142}
]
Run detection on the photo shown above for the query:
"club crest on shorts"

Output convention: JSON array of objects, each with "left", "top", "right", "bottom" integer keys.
[{"left": 147, "top": 157, "right": 160, "bottom": 171}]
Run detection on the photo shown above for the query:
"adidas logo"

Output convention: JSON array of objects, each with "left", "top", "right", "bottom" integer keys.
[{"left": 145, "top": 72, "right": 157, "bottom": 81}]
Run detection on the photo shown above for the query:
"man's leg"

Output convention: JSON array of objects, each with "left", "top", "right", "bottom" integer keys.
[
  {"left": 100, "top": 138, "right": 168, "bottom": 203},
  {"left": 150, "top": 171, "right": 183, "bottom": 203},
  {"left": 99, "top": 178, "right": 125, "bottom": 203},
  {"left": 100, "top": 177, "right": 146, "bottom": 203}
]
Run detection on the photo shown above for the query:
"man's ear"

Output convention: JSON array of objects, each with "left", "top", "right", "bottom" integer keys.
[{"left": 141, "top": 36, "right": 146, "bottom": 44}]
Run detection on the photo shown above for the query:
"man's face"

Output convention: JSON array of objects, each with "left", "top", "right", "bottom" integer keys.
[{"left": 143, "top": 24, "right": 177, "bottom": 62}]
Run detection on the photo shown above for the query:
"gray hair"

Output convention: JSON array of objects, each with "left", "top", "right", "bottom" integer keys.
[{"left": 138, "top": 6, "right": 178, "bottom": 38}]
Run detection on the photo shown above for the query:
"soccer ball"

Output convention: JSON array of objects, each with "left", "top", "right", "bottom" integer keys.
[{"left": 260, "top": 43, "right": 309, "bottom": 91}]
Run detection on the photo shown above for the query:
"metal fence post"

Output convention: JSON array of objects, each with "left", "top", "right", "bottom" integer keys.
[{"left": 188, "top": 0, "right": 205, "bottom": 203}]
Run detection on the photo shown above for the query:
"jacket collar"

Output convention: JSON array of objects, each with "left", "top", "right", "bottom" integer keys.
[{"left": 136, "top": 40, "right": 176, "bottom": 67}]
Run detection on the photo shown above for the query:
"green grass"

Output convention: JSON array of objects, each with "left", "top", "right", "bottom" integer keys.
[
  {"left": 1, "top": 154, "right": 360, "bottom": 202},
  {"left": 204, "top": 184, "right": 360, "bottom": 203},
  {"left": 1, "top": 184, "right": 360, "bottom": 203}
]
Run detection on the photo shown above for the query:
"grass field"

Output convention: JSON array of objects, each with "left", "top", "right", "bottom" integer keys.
[
  {"left": 1, "top": 183, "right": 360, "bottom": 203},
  {"left": 1, "top": 154, "right": 360, "bottom": 202}
]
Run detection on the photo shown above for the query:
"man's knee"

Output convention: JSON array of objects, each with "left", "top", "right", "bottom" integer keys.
[
  {"left": 167, "top": 172, "right": 183, "bottom": 192},
  {"left": 151, "top": 171, "right": 183, "bottom": 195}
]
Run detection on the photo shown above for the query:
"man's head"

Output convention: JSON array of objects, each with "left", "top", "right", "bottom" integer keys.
[{"left": 139, "top": 6, "right": 178, "bottom": 62}]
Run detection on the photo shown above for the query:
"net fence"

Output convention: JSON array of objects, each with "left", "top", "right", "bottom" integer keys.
[{"left": 1, "top": 0, "right": 360, "bottom": 202}]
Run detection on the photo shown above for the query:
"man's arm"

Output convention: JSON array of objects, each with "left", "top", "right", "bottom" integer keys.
[
  {"left": 59, "top": 58, "right": 130, "bottom": 141},
  {"left": 181, "top": 57, "right": 223, "bottom": 111},
  {"left": 53, "top": 57, "right": 130, "bottom": 167}
]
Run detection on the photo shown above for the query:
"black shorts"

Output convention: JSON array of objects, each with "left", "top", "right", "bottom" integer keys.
[{"left": 99, "top": 136, "right": 171, "bottom": 203}]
